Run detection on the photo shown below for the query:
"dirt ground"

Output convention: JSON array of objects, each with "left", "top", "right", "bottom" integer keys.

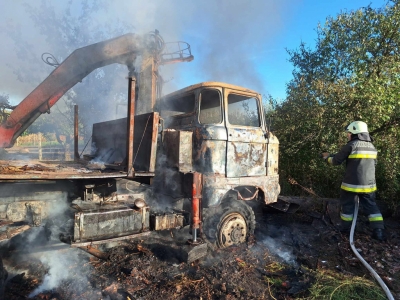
[{"left": 1, "top": 200, "right": 400, "bottom": 300}]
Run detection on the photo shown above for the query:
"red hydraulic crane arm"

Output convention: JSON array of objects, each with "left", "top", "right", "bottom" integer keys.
[{"left": 0, "top": 33, "right": 157, "bottom": 148}]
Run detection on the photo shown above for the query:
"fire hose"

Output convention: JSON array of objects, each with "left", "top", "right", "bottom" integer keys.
[
  {"left": 350, "top": 197, "right": 394, "bottom": 300},
  {"left": 288, "top": 177, "right": 394, "bottom": 298}
]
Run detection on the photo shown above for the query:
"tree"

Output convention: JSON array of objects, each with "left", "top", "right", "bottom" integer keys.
[
  {"left": 272, "top": 1, "right": 400, "bottom": 205},
  {"left": 0, "top": 94, "right": 15, "bottom": 124},
  {"left": 5, "top": 0, "right": 134, "bottom": 150}
]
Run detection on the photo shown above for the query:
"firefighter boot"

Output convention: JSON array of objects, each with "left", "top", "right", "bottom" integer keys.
[{"left": 372, "top": 228, "right": 386, "bottom": 241}]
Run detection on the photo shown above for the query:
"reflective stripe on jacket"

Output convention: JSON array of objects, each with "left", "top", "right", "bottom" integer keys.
[{"left": 327, "top": 137, "right": 377, "bottom": 193}]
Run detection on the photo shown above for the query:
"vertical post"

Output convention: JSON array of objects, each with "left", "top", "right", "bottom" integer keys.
[
  {"left": 74, "top": 105, "right": 79, "bottom": 161},
  {"left": 126, "top": 75, "right": 136, "bottom": 178},
  {"left": 65, "top": 143, "right": 71, "bottom": 161},
  {"left": 38, "top": 132, "right": 42, "bottom": 160},
  {"left": 191, "top": 172, "right": 202, "bottom": 242}
]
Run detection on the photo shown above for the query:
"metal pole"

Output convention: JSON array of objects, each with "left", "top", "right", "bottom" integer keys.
[
  {"left": 126, "top": 75, "right": 136, "bottom": 178},
  {"left": 191, "top": 172, "right": 202, "bottom": 242},
  {"left": 38, "top": 132, "right": 42, "bottom": 160},
  {"left": 74, "top": 105, "right": 79, "bottom": 160}
]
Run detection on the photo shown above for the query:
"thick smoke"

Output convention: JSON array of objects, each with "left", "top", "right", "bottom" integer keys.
[
  {"left": 0, "top": 0, "right": 296, "bottom": 150},
  {"left": 0, "top": 0, "right": 295, "bottom": 104}
]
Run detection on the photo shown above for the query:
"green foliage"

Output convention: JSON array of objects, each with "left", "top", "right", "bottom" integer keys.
[
  {"left": 0, "top": 93, "right": 11, "bottom": 124},
  {"left": 273, "top": 1, "right": 400, "bottom": 205}
]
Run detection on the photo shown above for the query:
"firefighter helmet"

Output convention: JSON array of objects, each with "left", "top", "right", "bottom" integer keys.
[{"left": 345, "top": 121, "right": 368, "bottom": 134}]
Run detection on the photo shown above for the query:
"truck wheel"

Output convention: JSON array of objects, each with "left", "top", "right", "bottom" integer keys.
[{"left": 203, "top": 199, "right": 255, "bottom": 249}]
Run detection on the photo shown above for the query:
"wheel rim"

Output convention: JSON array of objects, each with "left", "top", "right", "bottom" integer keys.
[{"left": 218, "top": 213, "right": 247, "bottom": 248}]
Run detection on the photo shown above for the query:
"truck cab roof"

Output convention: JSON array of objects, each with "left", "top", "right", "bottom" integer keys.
[{"left": 163, "top": 82, "right": 261, "bottom": 99}]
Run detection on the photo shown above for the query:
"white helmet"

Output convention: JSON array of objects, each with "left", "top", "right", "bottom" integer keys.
[{"left": 345, "top": 121, "right": 368, "bottom": 134}]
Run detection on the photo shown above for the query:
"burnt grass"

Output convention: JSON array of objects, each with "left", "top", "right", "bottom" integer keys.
[{"left": 2, "top": 201, "right": 400, "bottom": 300}]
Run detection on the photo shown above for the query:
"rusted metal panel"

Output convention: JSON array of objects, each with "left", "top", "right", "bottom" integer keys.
[
  {"left": 224, "top": 89, "right": 268, "bottom": 178},
  {"left": 163, "top": 130, "right": 193, "bottom": 172},
  {"left": 192, "top": 126, "right": 227, "bottom": 175},
  {"left": 136, "top": 52, "right": 158, "bottom": 115},
  {"left": 162, "top": 82, "right": 260, "bottom": 102},
  {"left": 202, "top": 174, "right": 280, "bottom": 207},
  {"left": 267, "top": 135, "right": 279, "bottom": 175},
  {"left": 150, "top": 213, "right": 184, "bottom": 231},
  {"left": 0, "top": 224, "right": 31, "bottom": 242},
  {"left": 133, "top": 112, "right": 159, "bottom": 172},
  {"left": 0, "top": 172, "right": 126, "bottom": 180},
  {"left": 226, "top": 142, "right": 267, "bottom": 177},
  {"left": 267, "top": 144, "right": 279, "bottom": 175},
  {"left": 71, "top": 231, "right": 151, "bottom": 247},
  {"left": 193, "top": 140, "right": 226, "bottom": 174},
  {"left": 92, "top": 118, "right": 128, "bottom": 165},
  {"left": 126, "top": 76, "right": 136, "bottom": 178},
  {"left": 149, "top": 112, "right": 159, "bottom": 172},
  {"left": 91, "top": 112, "right": 159, "bottom": 173},
  {"left": 6, "top": 201, "right": 51, "bottom": 224},
  {"left": 73, "top": 206, "right": 150, "bottom": 243}
]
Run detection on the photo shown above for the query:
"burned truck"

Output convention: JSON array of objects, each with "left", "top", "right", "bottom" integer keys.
[{"left": 0, "top": 32, "right": 280, "bottom": 251}]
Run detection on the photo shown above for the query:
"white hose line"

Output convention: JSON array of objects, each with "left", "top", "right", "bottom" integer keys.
[{"left": 349, "top": 197, "right": 394, "bottom": 300}]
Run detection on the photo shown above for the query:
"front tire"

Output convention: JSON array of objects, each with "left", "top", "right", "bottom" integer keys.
[{"left": 203, "top": 198, "right": 256, "bottom": 248}]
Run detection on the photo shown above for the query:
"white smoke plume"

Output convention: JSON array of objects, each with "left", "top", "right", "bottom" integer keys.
[
  {"left": 28, "top": 248, "right": 87, "bottom": 298},
  {"left": 260, "top": 236, "right": 297, "bottom": 266},
  {"left": 254, "top": 222, "right": 298, "bottom": 266},
  {"left": 0, "top": 0, "right": 296, "bottom": 104},
  {"left": 2, "top": 187, "right": 93, "bottom": 298}
]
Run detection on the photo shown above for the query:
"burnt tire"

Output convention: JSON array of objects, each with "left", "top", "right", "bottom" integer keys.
[{"left": 203, "top": 199, "right": 256, "bottom": 249}]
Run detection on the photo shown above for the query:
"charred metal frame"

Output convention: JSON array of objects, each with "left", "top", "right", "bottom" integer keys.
[
  {"left": 74, "top": 105, "right": 79, "bottom": 161},
  {"left": 191, "top": 172, "right": 203, "bottom": 242},
  {"left": 126, "top": 75, "right": 136, "bottom": 178}
]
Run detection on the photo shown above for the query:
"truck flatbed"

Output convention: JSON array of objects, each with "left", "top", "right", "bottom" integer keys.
[{"left": 0, "top": 159, "right": 127, "bottom": 180}]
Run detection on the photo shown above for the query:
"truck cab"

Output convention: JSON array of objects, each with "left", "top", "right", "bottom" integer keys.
[
  {"left": 161, "top": 82, "right": 279, "bottom": 203},
  {"left": 159, "top": 82, "right": 280, "bottom": 247}
]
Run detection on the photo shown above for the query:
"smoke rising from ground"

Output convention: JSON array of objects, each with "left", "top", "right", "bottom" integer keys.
[
  {"left": 256, "top": 223, "right": 298, "bottom": 266},
  {"left": 0, "top": 185, "right": 94, "bottom": 297},
  {"left": 260, "top": 236, "right": 297, "bottom": 266},
  {"left": 28, "top": 248, "right": 89, "bottom": 298}
]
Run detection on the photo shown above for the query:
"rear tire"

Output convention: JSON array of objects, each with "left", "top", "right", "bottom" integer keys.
[{"left": 203, "top": 198, "right": 255, "bottom": 249}]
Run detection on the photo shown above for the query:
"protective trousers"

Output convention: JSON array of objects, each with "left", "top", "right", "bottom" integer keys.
[{"left": 339, "top": 190, "right": 384, "bottom": 230}]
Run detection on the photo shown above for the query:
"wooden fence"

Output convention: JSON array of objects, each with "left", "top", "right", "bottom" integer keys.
[{"left": 12, "top": 133, "right": 89, "bottom": 161}]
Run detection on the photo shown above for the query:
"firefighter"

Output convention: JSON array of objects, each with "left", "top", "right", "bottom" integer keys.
[{"left": 321, "top": 121, "right": 385, "bottom": 241}]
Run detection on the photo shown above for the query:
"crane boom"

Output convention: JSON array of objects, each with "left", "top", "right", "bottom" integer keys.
[{"left": 0, "top": 33, "right": 160, "bottom": 148}]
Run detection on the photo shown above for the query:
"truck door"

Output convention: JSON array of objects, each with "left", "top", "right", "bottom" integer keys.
[{"left": 225, "top": 91, "right": 267, "bottom": 177}]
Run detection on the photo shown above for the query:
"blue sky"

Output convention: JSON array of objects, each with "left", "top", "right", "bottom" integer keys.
[
  {"left": 257, "top": 0, "right": 387, "bottom": 100},
  {"left": 0, "top": 0, "right": 388, "bottom": 105}
]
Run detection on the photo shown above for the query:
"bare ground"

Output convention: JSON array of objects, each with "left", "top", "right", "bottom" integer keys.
[{"left": 1, "top": 200, "right": 400, "bottom": 300}]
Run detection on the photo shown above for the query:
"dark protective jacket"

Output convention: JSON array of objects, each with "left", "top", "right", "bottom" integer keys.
[{"left": 327, "top": 133, "right": 377, "bottom": 193}]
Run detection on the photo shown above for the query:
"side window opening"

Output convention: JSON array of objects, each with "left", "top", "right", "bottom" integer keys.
[
  {"left": 161, "top": 93, "right": 195, "bottom": 117},
  {"left": 227, "top": 94, "right": 260, "bottom": 127},
  {"left": 199, "top": 89, "right": 222, "bottom": 124}
]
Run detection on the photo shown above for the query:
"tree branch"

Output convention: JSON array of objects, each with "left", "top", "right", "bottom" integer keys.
[{"left": 370, "top": 116, "right": 400, "bottom": 135}]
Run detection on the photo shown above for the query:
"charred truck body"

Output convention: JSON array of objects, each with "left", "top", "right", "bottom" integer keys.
[{"left": 0, "top": 32, "right": 280, "bottom": 251}]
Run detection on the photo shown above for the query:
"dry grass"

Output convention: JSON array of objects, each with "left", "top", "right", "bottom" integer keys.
[{"left": 303, "top": 269, "right": 386, "bottom": 300}]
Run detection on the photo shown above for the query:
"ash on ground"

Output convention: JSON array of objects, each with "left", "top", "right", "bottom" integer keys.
[{"left": 1, "top": 202, "right": 400, "bottom": 300}]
